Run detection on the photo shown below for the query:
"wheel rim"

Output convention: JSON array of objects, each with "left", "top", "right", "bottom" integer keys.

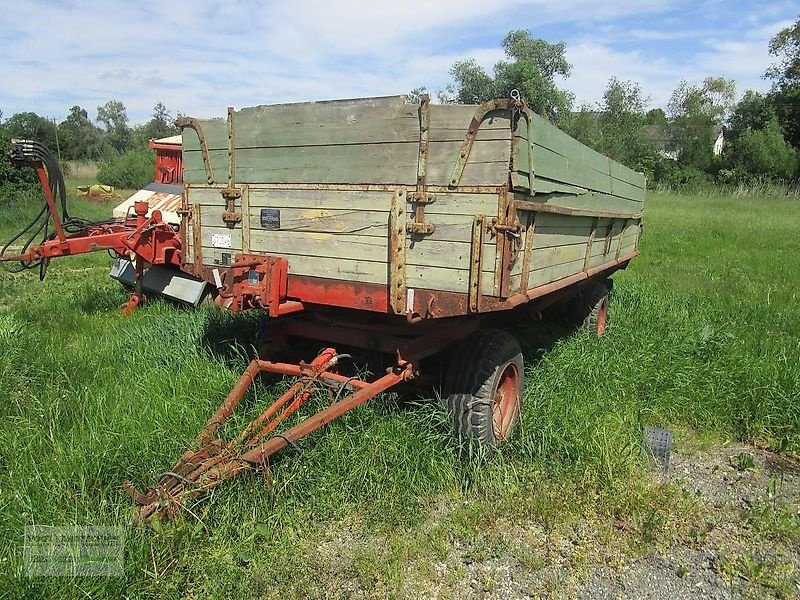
[
  {"left": 596, "top": 297, "right": 608, "bottom": 336},
  {"left": 492, "top": 362, "right": 520, "bottom": 441}
]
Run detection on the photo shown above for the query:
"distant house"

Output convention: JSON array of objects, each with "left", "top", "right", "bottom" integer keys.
[{"left": 644, "top": 123, "right": 724, "bottom": 160}]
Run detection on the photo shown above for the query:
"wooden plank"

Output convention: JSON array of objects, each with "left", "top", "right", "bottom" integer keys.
[
  {"left": 532, "top": 213, "right": 596, "bottom": 229},
  {"left": 198, "top": 205, "right": 490, "bottom": 244},
  {"left": 233, "top": 96, "right": 419, "bottom": 149},
  {"left": 185, "top": 138, "right": 511, "bottom": 187},
  {"left": 244, "top": 188, "right": 499, "bottom": 217},
  {"left": 531, "top": 143, "right": 612, "bottom": 194},
  {"left": 544, "top": 191, "right": 642, "bottom": 212},
  {"left": 510, "top": 257, "right": 587, "bottom": 292},
  {"left": 199, "top": 224, "right": 497, "bottom": 271},
  {"left": 526, "top": 243, "right": 588, "bottom": 272},
  {"left": 531, "top": 113, "right": 611, "bottom": 176},
  {"left": 514, "top": 198, "right": 641, "bottom": 219},
  {"left": 609, "top": 160, "right": 646, "bottom": 190},
  {"left": 406, "top": 264, "right": 496, "bottom": 296}
]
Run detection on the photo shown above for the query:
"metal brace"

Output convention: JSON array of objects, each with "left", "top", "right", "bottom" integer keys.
[
  {"left": 175, "top": 117, "right": 214, "bottom": 185},
  {"left": 409, "top": 96, "right": 435, "bottom": 235},
  {"left": 221, "top": 107, "right": 242, "bottom": 226}
]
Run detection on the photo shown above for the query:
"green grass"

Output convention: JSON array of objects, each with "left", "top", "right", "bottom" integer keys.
[{"left": 0, "top": 191, "right": 799, "bottom": 598}]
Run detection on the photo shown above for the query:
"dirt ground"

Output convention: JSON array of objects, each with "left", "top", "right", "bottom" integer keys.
[{"left": 307, "top": 443, "right": 800, "bottom": 599}]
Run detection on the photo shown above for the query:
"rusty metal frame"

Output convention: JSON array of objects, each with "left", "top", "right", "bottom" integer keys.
[
  {"left": 509, "top": 104, "right": 534, "bottom": 193},
  {"left": 406, "top": 95, "right": 436, "bottom": 235},
  {"left": 124, "top": 348, "right": 413, "bottom": 521},
  {"left": 583, "top": 217, "right": 599, "bottom": 272},
  {"left": 389, "top": 189, "right": 407, "bottom": 314},
  {"left": 240, "top": 184, "right": 250, "bottom": 253},
  {"left": 615, "top": 219, "right": 628, "bottom": 260},
  {"left": 191, "top": 203, "right": 203, "bottom": 273},
  {"left": 469, "top": 214, "right": 485, "bottom": 312},
  {"left": 449, "top": 98, "right": 519, "bottom": 188},
  {"left": 176, "top": 117, "right": 215, "bottom": 185},
  {"left": 220, "top": 107, "right": 243, "bottom": 225},
  {"left": 518, "top": 211, "right": 536, "bottom": 294}
]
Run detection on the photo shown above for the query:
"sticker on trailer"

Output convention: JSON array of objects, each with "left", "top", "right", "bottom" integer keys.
[
  {"left": 406, "top": 288, "right": 415, "bottom": 312},
  {"left": 211, "top": 233, "right": 232, "bottom": 248},
  {"left": 260, "top": 209, "right": 280, "bottom": 230}
]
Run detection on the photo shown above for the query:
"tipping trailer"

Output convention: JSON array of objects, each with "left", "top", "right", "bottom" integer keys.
[{"left": 1, "top": 94, "right": 644, "bottom": 520}]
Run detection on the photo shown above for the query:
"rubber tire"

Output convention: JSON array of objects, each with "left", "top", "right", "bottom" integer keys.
[
  {"left": 444, "top": 329, "right": 524, "bottom": 453},
  {"left": 575, "top": 279, "right": 611, "bottom": 336}
]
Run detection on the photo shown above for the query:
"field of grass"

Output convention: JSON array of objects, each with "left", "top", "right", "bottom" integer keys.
[{"left": 0, "top": 188, "right": 798, "bottom": 598}]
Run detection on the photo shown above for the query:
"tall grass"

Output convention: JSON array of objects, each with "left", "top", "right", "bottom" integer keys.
[
  {"left": 652, "top": 178, "right": 800, "bottom": 199},
  {"left": 0, "top": 191, "right": 798, "bottom": 597}
]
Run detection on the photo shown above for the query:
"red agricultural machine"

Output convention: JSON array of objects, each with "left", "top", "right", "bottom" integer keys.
[{"left": 1, "top": 94, "right": 644, "bottom": 520}]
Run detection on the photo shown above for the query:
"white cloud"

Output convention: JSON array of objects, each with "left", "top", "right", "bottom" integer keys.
[{"left": 0, "top": 0, "right": 794, "bottom": 123}]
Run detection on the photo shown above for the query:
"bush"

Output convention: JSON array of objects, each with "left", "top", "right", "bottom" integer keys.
[
  {"left": 728, "top": 118, "right": 799, "bottom": 181},
  {"left": 0, "top": 127, "right": 37, "bottom": 194},
  {"left": 651, "top": 159, "right": 711, "bottom": 190},
  {"left": 97, "top": 149, "right": 154, "bottom": 189}
]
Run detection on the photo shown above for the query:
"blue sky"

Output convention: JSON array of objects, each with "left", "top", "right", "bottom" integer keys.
[{"left": 0, "top": 0, "right": 797, "bottom": 124}]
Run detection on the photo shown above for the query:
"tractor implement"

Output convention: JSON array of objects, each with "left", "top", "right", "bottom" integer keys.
[{"left": 1, "top": 140, "right": 185, "bottom": 313}]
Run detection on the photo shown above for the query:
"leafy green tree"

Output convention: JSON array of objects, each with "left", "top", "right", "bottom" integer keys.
[
  {"left": 766, "top": 16, "right": 800, "bottom": 86},
  {"left": 766, "top": 16, "right": 800, "bottom": 148},
  {"left": 445, "top": 30, "right": 574, "bottom": 124},
  {"left": 566, "top": 79, "right": 656, "bottom": 175},
  {"left": 3, "top": 111, "right": 58, "bottom": 150},
  {"left": 645, "top": 108, "right": 668, "bottom": 128},
  {"left": 566, "top": 104, "right": 599, "bottom": 149},
  {"left": 405, "top": 87, "right": 429, "bottom": 104},
  {"left": 595, "top": 78, "right": 656, "bottom": 172},
  {"left": 726, "top": 91, "right": 776, "bottom": 142},
  {"left": 58, "top": 105, "right": 104, "bottom": 159},
  {"left": 96, "top": 100, "right": 131, "bottom": 153},
  {"left": 0, "top": 120, "right": 37, "bottom": 191},
  {"left": 132, "top": 101, "right": 179, "bottom": 147},
  {"left": 728, "top": 118, "right": 798, "bottom": 180},
  {"left": 667, "top": 77, "right": 735, "bottom": 169}
]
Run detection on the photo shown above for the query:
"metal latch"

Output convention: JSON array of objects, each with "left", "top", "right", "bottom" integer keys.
[
  {"left": 406, "top": 191, "right": 436, "bottom": 235},
  {"left": 221, "top": 187, "right": 242, "bottom": 226}
]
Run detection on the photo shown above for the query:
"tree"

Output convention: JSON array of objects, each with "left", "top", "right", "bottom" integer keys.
[
  {"left": 667, "top": 77, "right": 735, "bottom": 169},
  {"left": 726, "top": 91, "right": 776, "bottom": 142},
  {"left": 728, "top": 118, "right": 798, "bottom": 180},
  {"left": 645, "top": 108, "right": 668, "bottom": 129},
  {"left": 567, "top": 104, "right": 599, "bottom": 149},
  {"left": 445, "top": 30, "right": 574, "bottom": 124},
  {"left": 96, "top": 100, "right": 131, "bottom": 153},
  {"left": 405, "top": 87, "right": 428, "bottom": 104},
  {"left": 766, "top": 16, "right": 800, "bottom": 86},
  {"left": 58, "top": 105, "right": 104, "bottom": 159},
  {"left": 766, "top": 16, "right": 800, "bottom": 148},
  {"left": 594, "top": 78, "right": 656, "bottom": 173},
  {"left": 3, "top": 111, "right": 58, "bottom": 150},
  {"left": 132, "top": 101, "right": 179, "bottom": 147}
]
